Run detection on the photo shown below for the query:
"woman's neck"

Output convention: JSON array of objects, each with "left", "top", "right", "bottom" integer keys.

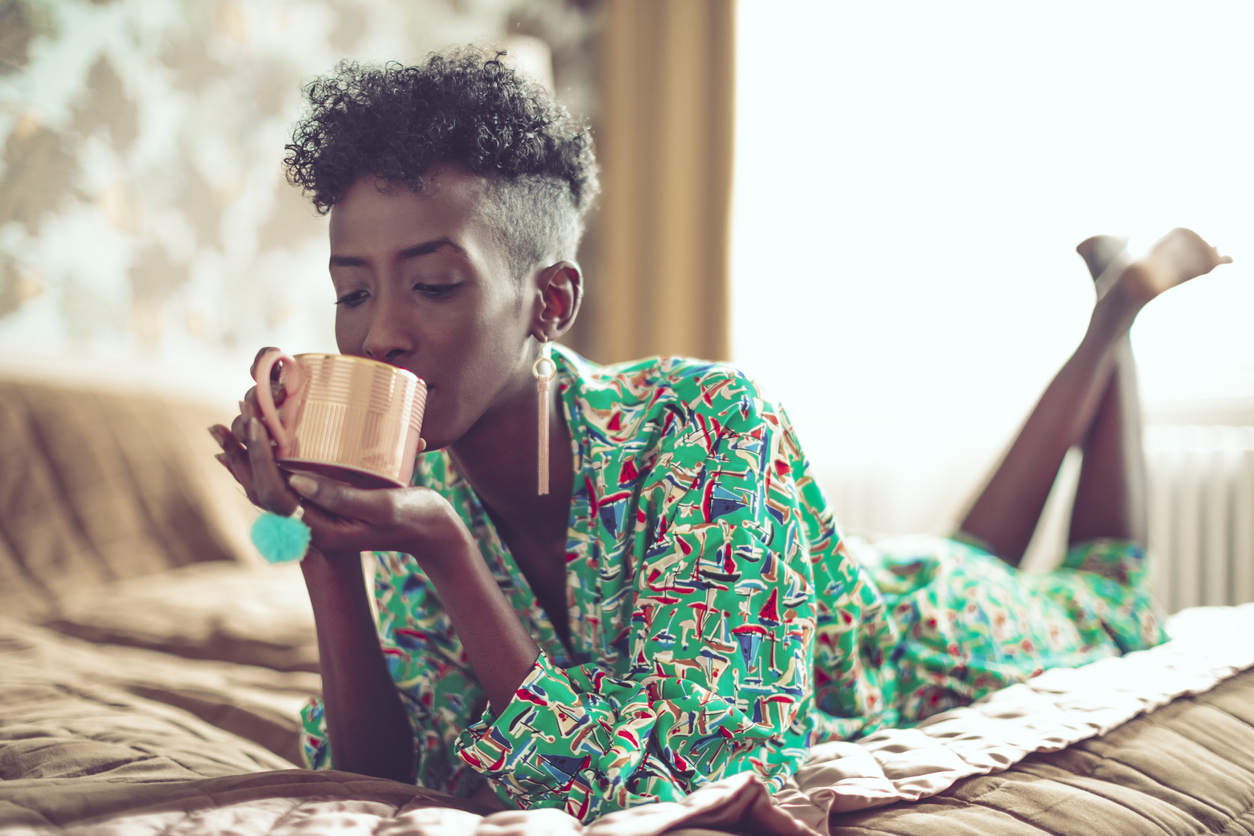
[{"left": 447, "top": 378, "right": 574, "bottom": 558}]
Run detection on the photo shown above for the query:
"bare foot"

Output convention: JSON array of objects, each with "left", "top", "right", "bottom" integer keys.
[
  {"left": 1101, "top": 227, "right": 1232, "bottom": 310},
  {"left": 1076, "top": 234, "right": 1130, "bottom": 283},
  {"left": 1077, "top": 235, "right": 1132, "bottom": 300}
]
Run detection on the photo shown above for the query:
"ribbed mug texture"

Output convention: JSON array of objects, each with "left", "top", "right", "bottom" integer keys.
[{"left": 281, "top": 354, "right": 426, "bottom": 487}]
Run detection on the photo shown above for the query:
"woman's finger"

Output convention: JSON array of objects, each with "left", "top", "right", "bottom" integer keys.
[
  {"left": 241, "top": 383, "right": 286, "bottom": 434},
  {"left": 211, "top": 424, "right": 260, "bottom": 502},
  {"left": 247, "top": 348, "right": 289, "bottom": 409},
  {"left": 249, "top": 346, "right": 281, "bottom": 380},
  {"left": 294, "top": 501, "right": 374, "bottom": 555},
  {"left": 241, "top": 385, "right": 259, "bottom": 421},
  {"left": 231, "top": 408, "right": 250, "bottom": 442},
  {"left": 208, "top": 424, "right": 230, "bottom": 449},
  {"left": 246, "top": 417, "right": 301, "bottom": 515},
  {"left": 234, "top": 387, "right": 260, "bottom": 441},
  {"left": 287, "top": 472, "right": 395, "bottom": 525},
  {"left": 239, "top": 385, "right": 283, "bottom": 432}
]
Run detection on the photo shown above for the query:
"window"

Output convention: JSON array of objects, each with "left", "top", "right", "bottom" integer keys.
[{"left": 733, "top": 2, "right": 1254, "bottom": 535}]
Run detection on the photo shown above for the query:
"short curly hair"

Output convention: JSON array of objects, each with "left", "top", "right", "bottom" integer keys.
[{"left": 283, "top": 49, "right": 599, "bottom": 279}]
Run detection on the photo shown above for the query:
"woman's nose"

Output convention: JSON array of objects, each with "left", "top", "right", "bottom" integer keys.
[{"left": 361, "top": 305, "right": 415, "bottom": 363}]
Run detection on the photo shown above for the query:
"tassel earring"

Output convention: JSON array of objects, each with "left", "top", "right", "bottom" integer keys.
[{"left": 532, "top": 339, "right": 557, "bottom": 495}]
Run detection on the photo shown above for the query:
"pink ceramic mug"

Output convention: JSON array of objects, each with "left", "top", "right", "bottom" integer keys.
[{"left": 253, "top": 350, "right": 427, "bottom": 489}]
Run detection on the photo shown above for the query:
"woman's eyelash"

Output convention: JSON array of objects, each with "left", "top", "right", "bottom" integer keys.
[
  {"left": 335, "top": 291, "right": 368, "bottom": 308},
  {"left": 414, "top": 283, "right": 457, "bottom": 298},
  {"left": 335, "top": 284, "right": 457, "bottom": 307}
]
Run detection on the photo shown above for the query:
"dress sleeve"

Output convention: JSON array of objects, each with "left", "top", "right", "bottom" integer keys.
[
  {"left": 299, "top": 550, "right": 490, "bottom": 800},
  {"left": 454, "top": 392, "right": 823, "bottom": 821}
]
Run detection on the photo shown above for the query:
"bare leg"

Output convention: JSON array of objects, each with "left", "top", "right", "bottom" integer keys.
[
  {"left": 958, "top": 229, "right": 1230, "bottom": 566},
  {"left": 1068, "top": 335, "right": 1147, "bottom": 546},
  {"left": 1068, "top": 234, "right": 1147, "bottom": 546},
  {"left": 957, "top": 288, "right": 1130, "bottom": 565}
]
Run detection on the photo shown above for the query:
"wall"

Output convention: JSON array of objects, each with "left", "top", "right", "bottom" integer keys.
[
  {"left": 732, "top": 0, "right": 1254, "bottom": 549},
  {"left": 0, "top": 0, "right": 599, "bottom": 407}
]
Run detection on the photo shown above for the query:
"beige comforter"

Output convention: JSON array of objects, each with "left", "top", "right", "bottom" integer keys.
[
  {"left": 3, "top": 377, "right": 1253, "bottom": 835},
  {"left": 3, "top": 593, "right": 1253, "bottom": 835}
]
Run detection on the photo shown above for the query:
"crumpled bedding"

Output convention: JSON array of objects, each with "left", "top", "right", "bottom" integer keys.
[
  {"left": 3, "top": 605, "right": 1253, "bottom": 835},
  {"left": 0, "top": 769, "right": 811, "bottom": 836},
  {"left": 777, "top": 603, "right": 1254, "bottom": 829},
  {"left": 0, "top": 617, "right": 314, "bottom": 777},
  {"left": 827, "top": 670, "right": 1254, "bottom": 835},
  {"left": 6, "top": 375, "right": 1253, "bottom": 834}
]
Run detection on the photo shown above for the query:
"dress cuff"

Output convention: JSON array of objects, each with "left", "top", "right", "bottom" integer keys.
[
  {"left": 455, "top": 652, "right": 582, "bottom": 772},
  {"left": 299, "top": 695, "right": 331, "bottom": 770},
  {"left": 454, "top": 652, "right": 600, "bottom": 812}
]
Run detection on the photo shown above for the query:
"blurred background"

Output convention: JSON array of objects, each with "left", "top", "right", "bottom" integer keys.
[
  {"left": 1, "top": 0, "right": 1251, "bottom": 607},
  {"left": 731, "top": 1, "right": 1254, "bottom": 596},
  {"left": 0, "top": 0, "right": 604, "bottom": 399}
]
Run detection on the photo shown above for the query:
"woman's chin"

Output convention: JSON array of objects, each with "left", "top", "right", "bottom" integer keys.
[
  {"left": 416, "top": 421, "right": 456, "bottom": 454},
  {"left": 418, "top": 433, "right": 451, "bottom": 454}
]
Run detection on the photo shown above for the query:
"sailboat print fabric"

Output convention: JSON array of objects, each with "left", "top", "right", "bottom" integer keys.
[{"left": 298, "top": 346, "right": 1164, "bottom": 823}]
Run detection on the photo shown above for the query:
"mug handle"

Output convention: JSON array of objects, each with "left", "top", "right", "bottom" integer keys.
[{"left": 252, "top": 349, "right": 306, "bottom": 458}]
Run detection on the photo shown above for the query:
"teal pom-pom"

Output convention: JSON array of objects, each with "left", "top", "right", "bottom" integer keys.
[{"left": 250, "top": 511, "right": 312, "bottom": 564}]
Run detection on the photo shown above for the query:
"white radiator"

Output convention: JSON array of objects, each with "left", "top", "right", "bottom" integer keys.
[
  {"left": 1145, "top": 425, "right": 1254, "bottom": 613},
  {"left": 818, "top": 423, "right": 1254, "bottom": 615}
]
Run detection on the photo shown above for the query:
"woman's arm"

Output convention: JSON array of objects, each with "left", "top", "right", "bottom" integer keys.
[
  {"left": 215, "top": 405, "right": 541, "bottom": 780},
  {"left": 300, "top": 548, "right": 416, "bottom": 781},
  {"left": 285, "top": 471, "right": 541, "bottom": 718}
]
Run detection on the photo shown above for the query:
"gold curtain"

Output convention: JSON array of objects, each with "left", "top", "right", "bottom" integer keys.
[{"left": 568, "top": 0, "right": 736, "bottom": 364}]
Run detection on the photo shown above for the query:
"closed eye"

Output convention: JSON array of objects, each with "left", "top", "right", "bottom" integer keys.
[
  {"left": 335, "top": 290, "right": 369, "bottom": 308},
  {"left": 414, "top": 283, "right": 459, "bottom": 299}
]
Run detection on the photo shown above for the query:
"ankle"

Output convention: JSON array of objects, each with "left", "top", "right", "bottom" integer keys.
[
  {"left": 1078, "top": 235, "right": 1131, "bottom": 286},
  {"left": 1087, "top": 280, "right": 1141, "bottom": 344}
]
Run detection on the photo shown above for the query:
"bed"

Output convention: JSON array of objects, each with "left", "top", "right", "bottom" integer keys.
[{"left": 3, "top": 374, "right": 1253, "bottom": 835}]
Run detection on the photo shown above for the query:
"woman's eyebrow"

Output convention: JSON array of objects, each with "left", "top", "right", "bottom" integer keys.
[
  {"left": 329, "top": 237, "right": 467, "bottom": 268},
  {"left": 399, "top": 237, "right": 467, "bottom": 260}
]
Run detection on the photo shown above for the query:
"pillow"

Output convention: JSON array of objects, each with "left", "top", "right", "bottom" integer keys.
[
  {"left": 44, "top": 561, "right": 319, "bottom": 673},
  {"left": 0, "top": 377, "right": 258, "bottom": 619}
]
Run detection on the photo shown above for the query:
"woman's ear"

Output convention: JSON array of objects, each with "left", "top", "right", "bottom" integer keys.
[{"left": 532, "top": 261, "right": 583, "bottom": 341}]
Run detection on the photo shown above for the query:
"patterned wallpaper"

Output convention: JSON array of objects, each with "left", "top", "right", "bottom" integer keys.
[{"left": 0, "top": 0, "right": 598, "bottom": 399}]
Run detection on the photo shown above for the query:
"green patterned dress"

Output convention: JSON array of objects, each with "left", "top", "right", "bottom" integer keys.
[{"left": 300, "top": 346, "right": 1165, "bottom": 821}]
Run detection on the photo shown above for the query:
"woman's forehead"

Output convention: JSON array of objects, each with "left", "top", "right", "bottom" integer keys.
[
  {"left": 328, "top": 167, "right": 513, "bottom": 280},
  {"left": 330, "top": 168, "right": 493, "bottom": 248}
]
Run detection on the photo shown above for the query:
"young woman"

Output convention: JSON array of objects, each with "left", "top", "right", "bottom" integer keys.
[{"left": 209, "top": 51, "right": 1231, "bottom": 822}]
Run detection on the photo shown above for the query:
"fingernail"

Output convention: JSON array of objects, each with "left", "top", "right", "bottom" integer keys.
[
  {"left": 249, "top": 417, "right": 262, "bottom": 442},
  {"left": 288, "top": 474, "right": 317, "bottom": 497},
  {"left": 239, "top": 400, "right": 247, "bottom": 415},
  {"left": 214, "top": 453, "right": 229, "bottom": 468},
  {"left": 208, "top": 426, "right": 224, "bottom": 445}
]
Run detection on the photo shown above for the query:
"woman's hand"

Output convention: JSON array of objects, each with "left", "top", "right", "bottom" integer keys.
[
  {"left": 282, "top": 453, "right": 474, "bottom": 562},
  {"left": 210, "top": 346, "right": 292, "bottom": 513},
  {"left": 213, "top": 411, "right": 466, "bottom": 561},
  {"left": 209, "top": 347, "right": 463, "bottom": 562},
  {"left": 211, "top": 353, "right": 538, "bottom": 722}
]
